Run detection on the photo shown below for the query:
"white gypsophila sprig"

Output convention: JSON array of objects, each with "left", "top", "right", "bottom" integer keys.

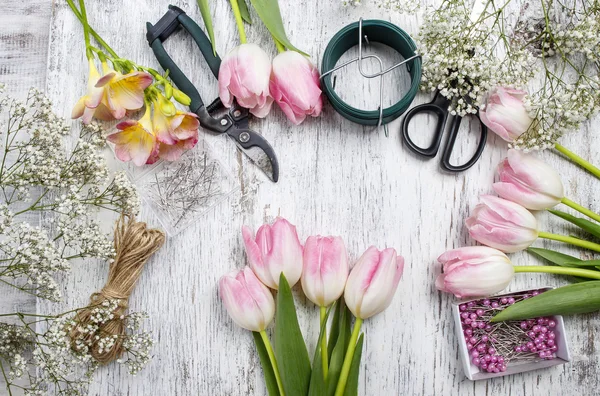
[
  {"left": 0, "top": 222, "right": 69, "bottom": 301},
  {"left": 0, "top": 302, "right": 153, "bottom": 394},
  {"left": 0, "top": 86, "right": 140, "bottom": 300},
  {"left": 510, "top": 1, "right": 600, "bottom": 150},
  {"left": 418, "top": 0, "right": 535, "bottom": 116}
]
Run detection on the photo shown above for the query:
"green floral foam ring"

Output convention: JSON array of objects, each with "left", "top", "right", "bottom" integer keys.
[{"left": 321, "top": 19, "right": 422, "bottom": 126}]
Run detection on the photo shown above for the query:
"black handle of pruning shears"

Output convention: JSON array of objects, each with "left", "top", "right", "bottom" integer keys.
[{"left": 146, "top": 5, "right": 224, "bottom": 131}]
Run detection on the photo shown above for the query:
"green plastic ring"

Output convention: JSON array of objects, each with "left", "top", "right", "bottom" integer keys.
[{"left": 321, "top": 20, "right": 422, "bottom": 126}]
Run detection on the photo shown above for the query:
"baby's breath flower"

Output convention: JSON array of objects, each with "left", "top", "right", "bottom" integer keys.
[
  {"left": 1, "top": 303, "right": 153, "bottom": 394},
  {"left": 0, "top": 87, "right": 140, "bottom": 299}
]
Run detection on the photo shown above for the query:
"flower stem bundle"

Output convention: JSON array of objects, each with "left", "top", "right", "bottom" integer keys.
[{"left": 220, "top": 218, "right": 405, "bottom": 395}]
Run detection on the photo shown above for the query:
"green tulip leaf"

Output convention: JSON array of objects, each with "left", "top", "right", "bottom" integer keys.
[
  {"left": 327, "top": 302, "right": 352, "bottom": 396},
  {"left": 327, "top": 299, "right": 343, "bottom": 361},
  {"left": 275, "top": 274, "right": 311, "bottom": 396},
  {"left": 549, "top": 209, "right": 600, "bottom": 239},
  {"left": 565, "top": 260, "right": 600, "bottom": 267},
  {"left": 492, "top": 281, "right": 600, "bottom": 322},
  {"left": 249, "top": 0, "right": 307, "bottom": 55},
  {"left": 196, "top": 0, "right": 217, "bottom": 55},
  {"left": 253, "top": 332, "right": 280, "bottom": 396},
  {"left": 238, "top": 0, "right": 252, "bottom": 23},
  {"left": 343, "top": 333, "right": 364, "bottom": 396},
  {"left": 527, "top": 247, "right": 582, "bottom": 266},
  {"left": 308, "top": 308, "right": 331, "bottom": 396},
  {"left": 528, "top": 247, "right": 600, "bottom": 271}
]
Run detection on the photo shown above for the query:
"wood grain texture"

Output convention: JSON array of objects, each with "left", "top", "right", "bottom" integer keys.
[{"left": 2, "top": 0, "right": 600, "bottom": 395}]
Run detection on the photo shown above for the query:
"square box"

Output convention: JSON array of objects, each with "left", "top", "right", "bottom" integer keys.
[
  {"left": 452, "top": 287, "right": 572, "bottom": 380},
  {"left": 135, "top": 137, "right": 238, "bottom": 236}
]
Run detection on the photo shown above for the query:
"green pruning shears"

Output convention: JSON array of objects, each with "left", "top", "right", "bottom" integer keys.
[{"left": 146, "top": 5, "right": 279, "bottom": 182}]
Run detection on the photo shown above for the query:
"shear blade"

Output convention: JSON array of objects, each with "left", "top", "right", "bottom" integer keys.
[{"left": 233, "top": 141, "right": 279, "bottom": 182}]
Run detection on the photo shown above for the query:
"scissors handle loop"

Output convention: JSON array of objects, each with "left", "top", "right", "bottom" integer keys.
[
  {"left": 441, "top": 115, "right": 488, "bottom": 172},
  {"left": 400, "top": 103, "right": 448, "bottom": 158}
]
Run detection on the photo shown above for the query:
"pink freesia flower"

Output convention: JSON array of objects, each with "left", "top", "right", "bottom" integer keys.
[
  {"left": 170, "top": 111, "right": 200, "bottom": 141},
  {"left": 435, "top": 246, "right": 514, "bottom": 298},
  {"left": 218, "top": 43, "right": 273, "bottom": 118},
  {"left": 242, "top": 217, "right": 303, "bottom": 290},
  {"left": 479, "top": 87, "right": 534, "bottom": 142},
  {"left": 97, "top": 63, "right": 153, "bottom": 119},
  {"left": 106, "top": 108, "right": 157, "bottom": 166},
  {"left": 466, "top": 195, "right": 539, "bottom": 253},
  {"left": 493, "top": 149, "right": 564, "bottom": 210},
  {"left": 156, "top": 133, "right": 198, "bottom": 162},
  {"left": 270, "top": 51, "right": 323, "bottom": 125},
  {"left": 152, "top": 93, "right": 178, "bottom": 145},
  {"left": 72, "top": 59, "right": 114, "bottom": 124},
  {"left": 219, "top": 267, "right": 275, "bottom": 332},
  {"left": 344, "top": 246, "right": 404, "bottom": 320},
  {"left": 301, "top": 235, "right": 349, "bottom": 307}
]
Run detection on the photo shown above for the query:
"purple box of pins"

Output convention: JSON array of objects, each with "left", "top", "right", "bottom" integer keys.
[{"left": 452, "top": 287, "right": 572, "bottom": 380}]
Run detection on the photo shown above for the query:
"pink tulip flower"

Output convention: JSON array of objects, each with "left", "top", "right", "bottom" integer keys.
[
  {"left": 479, "top": 87, "right": 533, "bottom": 142},
  {"left": 106, "top": 107, "right": 157, "bottom": 166},
  {"left": 96, "top": 63, "right": 153, "bottom": 119},
  {"left": 242, "top": 217, "right": 303, "bottom": 290},
  {"left": 301, "top": 236, "right": 349, "bottom": 307},
  {"left": 435, "top": 246, "right": 514, "bottom": 298},
  {"left": 344, "top": 246, "right": 404, "bottom": 320},
  {"left": 218, "top": 44, "right": 273, "bottom": 118},
  {"left": 493, "top": 149, "right": 564, "bottom": 210},
  {"left": 466, "top": 195, "right": 538, "bottom": 253},
  {"left": 269, "top": 51, "right": 323, "bottom": 125},
  {"left": 219, "top": 267, "right": 275, "bottom": 332},
  {"left": 72, "top": 59, "right": 114, "bottom": 124}
]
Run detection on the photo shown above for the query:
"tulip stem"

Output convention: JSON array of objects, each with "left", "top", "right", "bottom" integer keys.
[
  {"left": 65, "top": 0, "right": 119, "bottom": 59},
  {"left": 334, "top": 317, "right": 363, "bottom": 396},
  {"left": 514, "top": 265, "right": 600, "bottom": 279},
  {"left": 273, "top": 36, "right": 286, "bottom": 53},
  {"left": 554, "top": 143, "right": 600, "bottom": 180},
  {"left": 259, "top": 330, "right": 285, "bottom": 396},
  {"left": 229, "top": 0, "right": 247, "bottom": 44},
  {"left": 538, "top": 231, "right": 600, "bottom": 253},
  {"left": 561, "top": 197, "right": 600, "bottom": 223},
  {"left": 319, "top": 306, "right": 329, "bottom": 380}
]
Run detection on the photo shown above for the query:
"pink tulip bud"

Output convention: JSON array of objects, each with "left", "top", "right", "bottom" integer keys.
[
  {"left": 466, "top": 195, "right": 538, "bottom": 253},
  {"left": 493, "top": 149, "right": 564, "bottom": 210},
  {"left": 479, "top": 87, "right": 533, "bottom": 142},
  {"left": 219, "top": 267, "right": 275, "bottom": 332},
  {"left": 301, "top": 236, "right": 349, "bottom": 307},
  {"left": 269, "top": 51, "right": 323, "bottom": 125},
  {"left": 344, "top": 246, "right": 404, "bottom": 320},
  {"left": 218, "top": 44, "right": 273, "bottom": 118},
  {"left": 242, "top": 217, "right": 303, "bottom": 290},
  {"left": 435, "top": 246, "right": 514, "bottom": 298}
]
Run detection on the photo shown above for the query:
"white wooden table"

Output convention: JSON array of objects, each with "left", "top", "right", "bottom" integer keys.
[{"left": 2, "top": 1, "right": 600, "bottom": 395}]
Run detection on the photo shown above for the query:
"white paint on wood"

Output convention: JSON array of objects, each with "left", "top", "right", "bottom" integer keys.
[{"left": 1, "top": 0, "right": 600, "bottom": 395}]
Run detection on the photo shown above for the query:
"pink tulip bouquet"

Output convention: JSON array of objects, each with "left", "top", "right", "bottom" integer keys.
[
  {"left": 220, "top": 218, "right": 405, "bottom": 395},
  {"left": 67, "top": 0, "right": 199, "bottom": 166},
  {"left": 208, "top": 0, "right": 322, "bottom": 124},
  {"left": 437, "top": 149, "right": 600, "bottom": 321}
]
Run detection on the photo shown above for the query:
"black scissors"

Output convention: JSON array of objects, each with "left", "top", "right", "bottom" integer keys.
[
  {"left": 400, "top": 91, "right": 487, "bottom": 172},
  {"left": 147, "top": 5, "right": 279, "bottom": 182}
]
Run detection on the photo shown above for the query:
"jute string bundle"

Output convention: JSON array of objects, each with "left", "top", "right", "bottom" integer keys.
[{"left": 69, "top": 215, "right": 165, "bottom": 364}]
